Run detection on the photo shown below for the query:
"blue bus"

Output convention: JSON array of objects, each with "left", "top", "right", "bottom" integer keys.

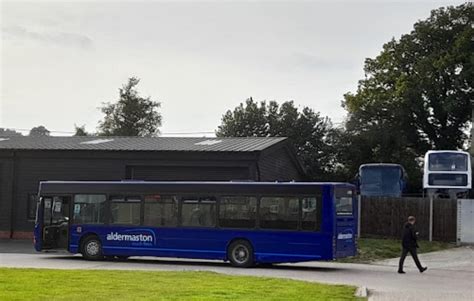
[
  {"left": 357, "top": 164, "right": 407, "bottom": 197},
  {"left": 34, "top": 181, "right": 357, "bottom": 267}
]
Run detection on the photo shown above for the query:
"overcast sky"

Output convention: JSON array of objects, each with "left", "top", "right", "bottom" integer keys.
[{"left": 0, "top": 0, "right": 465, "bottom": 136}]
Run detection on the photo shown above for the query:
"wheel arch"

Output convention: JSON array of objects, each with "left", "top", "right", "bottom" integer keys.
[
  {"left": 78, "top": 232, "right": 101, "bottom": 253},
  {"left": 225, "top": 237, "right": 254, "bottom": 261}
]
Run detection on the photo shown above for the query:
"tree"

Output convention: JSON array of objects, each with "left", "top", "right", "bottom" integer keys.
[
  {"left": 74, "top": 125, "right": 90, "bottom": 136},
  {"left": 340, "top": 3, "right": 473, "bottom": 191},
  {"left": 0, "top": 128, "right": 22, "bottom": 137},
  {"left": 29, "top": 126, "right": 50, "bottom": 137},
  {"left": 216, "top": 98, "right": 337, "bottom": 180},
  {"left": 97, "top": 77, "right": 162, "bottom": 137}
]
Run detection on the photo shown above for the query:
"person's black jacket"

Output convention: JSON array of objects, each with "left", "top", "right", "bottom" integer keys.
[{"left": 402, "top": 222, "right": 419, "bottom": 249}]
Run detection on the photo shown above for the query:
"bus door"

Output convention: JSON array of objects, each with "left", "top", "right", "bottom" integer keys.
[
  {"left": 334, "top": 188, "right": 357, "bottom": 258},
  {"left": 42, "top": 196, "right": 71, "bottom": 250}
]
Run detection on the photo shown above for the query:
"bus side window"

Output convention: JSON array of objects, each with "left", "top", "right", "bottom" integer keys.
[
  {"left": 181, "top": 197, "right": 216, "bottom": 227},
  {"left": 219, "top": 196, "right": 257, "bottom": 229},
  {"left": 301, "top": 197, "right": 321, "bottom": 231},
  {"left": 73, "top": 194, "right": 106, "bottom": 224},
  {"left": 259, "top": 197, "right": 299, "bottom": 230},
  {"left": 143, "top": 195, "right": 178, "bottom": 227},
  {"left": 110, "top": 196, "right": 141, "bottom": 225}
]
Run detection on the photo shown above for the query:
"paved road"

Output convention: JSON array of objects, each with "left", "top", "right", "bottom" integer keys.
[{"left": 1, "top": 240, "right": 473, "bottom": 300}]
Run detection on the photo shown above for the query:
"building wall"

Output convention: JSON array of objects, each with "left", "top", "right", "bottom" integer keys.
[
  {"left": 12, "top": 155, "right": 126, "bottom": 236},
  {"left": 129, "top": 165, "right": 251, "bottom": 181},
  {"left": 0, "top": 154, "right": 14, "bottom": 238},
  {"left": 258, "top": 146, "right": 304, "bottom": 181},
  {"left": 0, "top": 147, "right": 303, "bottom": 238}
]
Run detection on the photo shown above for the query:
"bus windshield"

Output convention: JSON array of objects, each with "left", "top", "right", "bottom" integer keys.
[
  {"left": 359, "top": 166, "right": 403, "bottom": 197},
  {"left": 428, "top": 153, "right": 468, "bottom": 171}
]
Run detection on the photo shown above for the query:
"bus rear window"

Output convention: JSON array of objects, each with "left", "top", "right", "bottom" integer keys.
[
  {"left": 335, "top": 188, "right": 353, "bottom": 215},
  {"left": 428, "top": 174, "right": 467, "bottom": 186},
  {"left": 428, "top": 153, "right": 468, "bottom": 171}
]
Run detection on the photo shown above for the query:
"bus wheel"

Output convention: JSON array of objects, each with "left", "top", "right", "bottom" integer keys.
[
  {"left": 228, "top": 240, "right": 254, "bottom": 268},
  {"left": 81, "top": 236, "right": 103, "bottom": 261}
]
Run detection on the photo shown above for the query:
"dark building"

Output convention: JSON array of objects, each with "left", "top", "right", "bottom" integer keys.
[{"left": 0, "top": 136, "right": 305, "bottom": 238}]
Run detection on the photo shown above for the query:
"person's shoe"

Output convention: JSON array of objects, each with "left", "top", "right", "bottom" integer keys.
[
  {"left": 398, "top": 270, "right": 405, "bottom": 274},
  {"left": 420, "top": 267, "right": 428, "bottom": 273}
]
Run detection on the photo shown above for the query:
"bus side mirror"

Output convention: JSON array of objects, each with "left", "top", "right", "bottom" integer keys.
[
  {"left": 352, "top": 175, "right": 360, "bottom": 193},
  {"left": 351, "top": 174, "right": 359, "bottom": 185}
]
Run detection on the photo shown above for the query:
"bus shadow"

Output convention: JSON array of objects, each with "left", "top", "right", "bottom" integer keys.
[
  {"left": 43, "top": 255, "right": 342, "bottom": 272},
  {"left": 265, "top": 265, "right": 341, "bottom": 272},
  {"left": 0, "top": 240, "right": 36, "bottom": 254}
]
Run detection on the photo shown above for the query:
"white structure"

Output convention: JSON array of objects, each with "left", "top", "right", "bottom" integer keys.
[
  {"left": 457, "top": 199, "right": 474, "bottom": 244},
  {"left": 423, "top": 150, "right": 471, "bottom": 241},
  {"left": 423, "top": 150, "right": 471, "bottom": 192}
]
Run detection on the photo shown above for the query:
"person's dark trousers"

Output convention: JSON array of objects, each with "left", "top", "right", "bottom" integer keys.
[{"left": 398, "top": 247, "right": 423, "bottom": 272}]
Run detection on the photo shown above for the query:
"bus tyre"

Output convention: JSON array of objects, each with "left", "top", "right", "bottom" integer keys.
[
  {"left": 228, "top": 240, "right": 254, "bottom": 268},
  {"left": 81, "top": 236, "right": 103, "bottom": 261}
]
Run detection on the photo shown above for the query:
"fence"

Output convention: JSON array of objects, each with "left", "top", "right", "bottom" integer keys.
[{"left": 359, "top": 196, "right": 457, "bottom": 242}]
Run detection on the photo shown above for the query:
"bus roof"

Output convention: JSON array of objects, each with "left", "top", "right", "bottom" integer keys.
[
  {"left": 38, "top": 181, "right": 355, "bottom": 195},
  {"left": 424, "top": 150, "right": 470, "bottom": 157},
  {"left": 359, "top": 163, "right": 403, "bottom": 168}
]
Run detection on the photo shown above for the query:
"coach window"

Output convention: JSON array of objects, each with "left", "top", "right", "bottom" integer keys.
[
  {"left": 181, "top": 196, "right": 216, "bottom": 227},
  {"left": 219, "top": 196, "right": 257, "bottom": 228},
  {"left": 73, "top": 194, "right": 106, "bottom": 224},
  {"left": 144, "top": 195, "right": 178, "bottom": 227},
  {"left": 110, "top": 196, "right": 141, "bottom": 225},
  {"left": 259, "top": 197, "right": 299, "bottom": 230}
]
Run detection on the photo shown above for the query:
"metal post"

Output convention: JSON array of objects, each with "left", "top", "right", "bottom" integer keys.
[
  {"left": 456, "top": 199, "right": 462, "bottom": 246},
  {"left": 357, "top": 195, "right": 362, "bottom": 238},
  {"left": 429, "top": 195, "right": 433, "bottom": 242},
  {"left": 471, "top": 100, "right": 473, "bottom": 153}
]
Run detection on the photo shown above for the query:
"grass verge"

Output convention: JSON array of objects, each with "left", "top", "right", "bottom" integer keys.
[
  {"left": 0, "top": 268, "right": 364, "bottom": 300},
  {"left": 338, "top": 238, "right": 455, "bottom": 263}
]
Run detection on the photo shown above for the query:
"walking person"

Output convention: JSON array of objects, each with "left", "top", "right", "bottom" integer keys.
[{"left": 398, "top": 216, "right": 428, "bottom": 274}]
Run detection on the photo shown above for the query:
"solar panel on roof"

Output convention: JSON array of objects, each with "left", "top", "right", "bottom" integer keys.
[
  {"left": 0, "top": 136, "right": 287, "bottom": 151},
  {"left": 195, "top": 140, "right": 222, "bottom": 146},
  {"left": 80, "top": 139, "right": 114, "bottom": 145}
]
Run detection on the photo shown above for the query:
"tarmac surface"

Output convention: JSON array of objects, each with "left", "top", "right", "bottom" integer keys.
[{"left": 1, "top": 240, "right": 473, "bottom": 300}]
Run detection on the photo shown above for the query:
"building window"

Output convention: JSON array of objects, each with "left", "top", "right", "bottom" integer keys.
[
  {"left": 219, "top": 196, "right": 257, "bottom": 228},
  {"left": 110, "top": 196, "right": 141, "bottom": 225},
  {"left": 73, "top": 194, "right": 106, "bottom": 224},
  {"left": 181, "top": 197, "right": 216, "bottom": 227},
  {"left": 27, "top": 194, "right": 38, "bottom": 221},
  {"left": 144, "top": 195, "right": 178, "bottom": 227},
  {"left": 259, "top": 197, "right": 299, "bottom": 230}
]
